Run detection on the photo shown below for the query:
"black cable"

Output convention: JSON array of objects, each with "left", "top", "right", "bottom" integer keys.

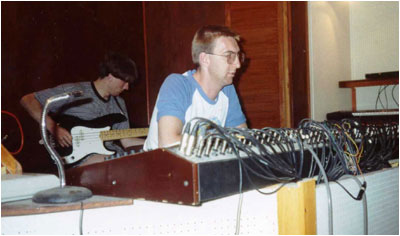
[
  {"left": 383, "top": 85, "right": 389, "bottom": 109},
  {"left": 375, "top": 85, "right": 385, "bottom": 109},
  {"left": 333, "top": 180, "right": 359, "bottom": 200},
  {"left": 392, "top": 84, "right": 399, "bottom": 107},
  {"left": 256, "top": 182, "right": 288, "bottom": 195}
]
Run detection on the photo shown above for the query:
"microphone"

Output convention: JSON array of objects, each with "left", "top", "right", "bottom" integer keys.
[
  {"left": 41, "top": 90, "right": 84, "bottom": 186},
  {"left": 33, "top": 90, "right": 92, "bottom": 203}
]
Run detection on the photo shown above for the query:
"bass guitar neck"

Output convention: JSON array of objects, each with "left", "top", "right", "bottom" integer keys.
[{"left": 100, "top": 128, "right": 149, "bottom": 141}]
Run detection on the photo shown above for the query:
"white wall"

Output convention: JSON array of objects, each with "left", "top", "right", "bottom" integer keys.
[
  {"left": 350, "top": 1, "right": 399, "bottom": 110},
  {"left": 308, "top": 2, "right": 352, "bottom": 121},
  {"left": 308, "top": 1, "right": 399, "bottom": 121}
]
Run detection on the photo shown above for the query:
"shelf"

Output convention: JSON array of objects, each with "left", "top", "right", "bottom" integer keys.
[
  {"left": 339, "top": 77, "right": 398, "bottom": 88},
  {"left": 338, "top": 77, "right": 399, "bottom": 111}
]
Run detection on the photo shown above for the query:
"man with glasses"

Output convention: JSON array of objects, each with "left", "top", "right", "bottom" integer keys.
[
  {"left": 144, "top": 25, "right": 247, "bottom": 150},
  {"left": 20, "top": 52, "right": 144, "bottom": 166}
]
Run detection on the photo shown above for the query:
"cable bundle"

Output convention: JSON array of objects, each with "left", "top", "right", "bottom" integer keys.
[
  {"left": 177, "top": 117, "right": 399, "bottom": 235},
  {"left": 358, "top": 122, "right": 399, "bottom": 172},
  {"left": 179, "top": 117, "right": 398, "bottom": 187}
]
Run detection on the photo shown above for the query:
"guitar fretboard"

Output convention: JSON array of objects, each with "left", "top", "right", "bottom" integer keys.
[{"left": 100, "top": 128, "right": 149, "bottom": 141}]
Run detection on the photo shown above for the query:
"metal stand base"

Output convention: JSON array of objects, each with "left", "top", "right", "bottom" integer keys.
[{"left": 32, "top": 186, "right": 92, "bottom": 204}]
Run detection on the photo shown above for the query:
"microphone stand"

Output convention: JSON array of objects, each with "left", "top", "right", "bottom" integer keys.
[{"left": 33, "top": 91, "right": 92, "bottom": 203}]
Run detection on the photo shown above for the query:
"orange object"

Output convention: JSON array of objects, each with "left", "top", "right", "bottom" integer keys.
[{"left": 1, "top": 144, "right": 23, "bottom": 174}]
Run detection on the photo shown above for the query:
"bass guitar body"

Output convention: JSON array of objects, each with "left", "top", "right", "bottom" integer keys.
[{"left": 53, "top": 114, "right": 127, "bottom": 164}]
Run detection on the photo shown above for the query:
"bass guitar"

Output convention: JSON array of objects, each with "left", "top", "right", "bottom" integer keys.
[{"left": 47, "top": 114, "right": 148, "bottom": 164}]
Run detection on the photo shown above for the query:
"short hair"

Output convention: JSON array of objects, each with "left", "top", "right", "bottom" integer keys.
[
  {"left": 99, "top": 52, "right": 138, "bottom": 84},
  {"left": 191, "top": 25, "right": 240, "bottom": 67}
]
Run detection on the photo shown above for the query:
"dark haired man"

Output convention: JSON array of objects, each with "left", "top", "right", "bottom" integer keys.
[
  {"left": 144, "top": 25, "right": 247, "bottom": 150},
  {"left": 20, "top": 52, "right": 144, "bottom": 166}
]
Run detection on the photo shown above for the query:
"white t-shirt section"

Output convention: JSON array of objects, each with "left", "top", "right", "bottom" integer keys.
[
  {"left": 144, "top": 70, "right": 246, "bottom": 151},
  {"left": 184, "top": 89, "right": 228, "bottom": 127}
]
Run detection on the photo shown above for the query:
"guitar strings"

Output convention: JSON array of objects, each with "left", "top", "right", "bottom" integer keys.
[{"left": 64, "top": 129, "right": 144, "bottom": 142}]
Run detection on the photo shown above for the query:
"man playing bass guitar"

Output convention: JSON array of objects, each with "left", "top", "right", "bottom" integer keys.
[{"left": 20, "top": 52, "right": 145, "bottom": 167}]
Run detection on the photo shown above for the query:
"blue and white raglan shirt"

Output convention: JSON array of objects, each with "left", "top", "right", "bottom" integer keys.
[{"left": 143, "top": 69, "right": 246, "bottom": 150}]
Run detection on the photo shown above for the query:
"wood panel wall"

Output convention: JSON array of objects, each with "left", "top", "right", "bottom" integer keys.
[
  {"left": 227, "top": 2, "right": 289, "bottom": 128},
  {"left": 143, "top": 2, "right": 226, "bottom": 122},
  {"left": 290, "top": 2, "right": 310, "bottom": 127}
]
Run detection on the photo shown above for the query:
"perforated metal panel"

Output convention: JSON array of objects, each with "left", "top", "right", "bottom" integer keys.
[
  {"left": 82, "top": 188, "right": 279, "bottom": 234},
  {"left": 316, "top": 167, "right": 399, "bottom": 234},
  {"left": 1, "top": 211, "right": 81, "bottom": 234},
  {"left": 3, "top": 168, "right": 397, "bottom": 234},
  {"left": 2, "top": 186, "right": 279, "bottom": 235}
]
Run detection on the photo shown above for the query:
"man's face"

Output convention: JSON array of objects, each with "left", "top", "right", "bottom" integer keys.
[
  {"left": 108, "top": 74, "right": 129, "bottom": 96},
  {"left": 208, "top": 36, "right": 241, "bottom": 87}
]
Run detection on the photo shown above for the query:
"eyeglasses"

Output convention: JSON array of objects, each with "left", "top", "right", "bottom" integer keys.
[{"left": 206, "top": 51, "right": 246, "bottom": 64}]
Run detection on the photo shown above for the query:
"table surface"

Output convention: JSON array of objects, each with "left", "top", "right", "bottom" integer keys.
[{"left": 1, "top": 195, "right": 133, "bottom": 217}]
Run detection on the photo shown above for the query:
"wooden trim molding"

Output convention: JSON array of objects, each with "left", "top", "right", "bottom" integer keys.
[
  {"left": 142, "top": 2, "right": 150, "bottom": 125},
  {"left": 278, "top": 2, "right": 292, "bottom": 128}
]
